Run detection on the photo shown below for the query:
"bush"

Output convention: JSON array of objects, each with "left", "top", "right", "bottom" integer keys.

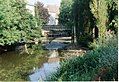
[{"left": 47, "top": 36, "right": 118, "bottom": 81}]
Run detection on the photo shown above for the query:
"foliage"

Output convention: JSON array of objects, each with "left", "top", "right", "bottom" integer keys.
[
  {"left": 90, "top": 0, "right": 108, "bottom": 37},
  {"left": 47, "top": 36, "right": 118, "bottom": 81},
  {"left": 89, "top": 31, "right": 116, "bottom": 49},
  {"left": 58, "top": 0, "right": 74, "bottom": 28},
  {"left": 72, "top": 0, "right": 96, "bottom": 45},
  {"left": 106, "top": 0, "right": 118, "bottom": 33},
  {"left": 35, "top": 2, "right": 50, "bottom": 25},
  {"left": 0, "top": 0, "right": 41, "bottom": 46},
  {"left": 90, "top": 0, "right": 118, "bottom": 36},
  {"left": 59, "top": 0, "right": 95, "bottom": 45},
  {"left": 59, "top": 0, "right": 118, "bottom": 46}
]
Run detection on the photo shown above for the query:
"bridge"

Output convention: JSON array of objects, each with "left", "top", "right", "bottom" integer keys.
[
  {"left": 41, "top": 25, "right": 72, "bottom": 37},
  {"left": 41, "top": 25, "right": 72, "bottom": 50},
  {"left": 41, "top": 25, "right": 72, "bottom": 42}
]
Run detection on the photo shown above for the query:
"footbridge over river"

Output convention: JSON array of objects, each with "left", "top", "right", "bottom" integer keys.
[{"left": 41, "top": 25, "right": 73, "bottom": 44}]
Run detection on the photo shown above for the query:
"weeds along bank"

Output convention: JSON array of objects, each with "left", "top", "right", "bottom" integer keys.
[{"left": 47, "top": 35, "right": 118, "bottom": 81}]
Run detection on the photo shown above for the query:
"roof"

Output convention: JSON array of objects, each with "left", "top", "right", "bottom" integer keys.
[{"left": 45, "top": 5, "right": 60, "bottom": 14}]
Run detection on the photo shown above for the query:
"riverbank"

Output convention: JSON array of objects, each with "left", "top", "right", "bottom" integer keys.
[
  {"left": 58, "top": 43, "right": 88, "bottom": 59},
  {"left": 46, "top": 36, "right": 118, "bottom": 81}
]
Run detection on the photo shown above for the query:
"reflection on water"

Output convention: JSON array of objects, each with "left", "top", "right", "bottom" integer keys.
[
  {"left": 0, "top": 50, "right": 60, "bottom": 81},
  {"left": 0, "top": 52, "right": 47, "bottom": 69},
  {"left": 0, "top": 42, "right": 65, "bottom": 81},
  {"left": 29, "top": 42, "right": 67, "bottom": 81},
  {"left": 0, "top": 51, "right": 48, "bottom": 81},
  {"left": 49, "top": 50, "right": 59, "bottom": 58},
  {"left": 29, "top": 57, "right": 60, "bottom": 81}
]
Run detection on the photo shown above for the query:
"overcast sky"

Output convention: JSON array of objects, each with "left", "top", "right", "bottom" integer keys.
[{"left": 28, "top": 0, "right": 61, "bottom": 6}]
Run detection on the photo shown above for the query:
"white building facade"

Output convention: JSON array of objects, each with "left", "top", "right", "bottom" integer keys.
[
  {"left": 26, "top": 0, "right": 60, "bottom": 25},
  {"left": 46, "top": 5, "right": 60, "bottom": 25}
]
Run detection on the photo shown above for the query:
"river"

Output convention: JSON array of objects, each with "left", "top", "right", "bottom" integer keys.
[
  {"left": 29, "top": 42, "right": 68, "bottom": 81},
  {"left": 0, "top": 42, "right": 68, "bottom": 81},
  {"left": 29, "top": 57, "right": 61, "bottom": 81}
]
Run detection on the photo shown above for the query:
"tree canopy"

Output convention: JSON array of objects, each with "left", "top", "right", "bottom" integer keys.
[
  {"left": 0, "top": 0, "right": 41, "bottom": 46},
  {"left": 59, "top": 0, "right": 118, "bottom": 46},
  {"left": 35, "top": 2, "right": 50, "bottom": 25},
  {"left": 58, "top": 0, "right": 74, "bottom": 28}
]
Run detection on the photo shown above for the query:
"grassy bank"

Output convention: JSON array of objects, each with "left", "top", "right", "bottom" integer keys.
[
  {"left": 0, "top": 44, "right": 48, "bottom": 81},
  {"left": 47, "top": 36, "right": 118, "bottom": 81}
]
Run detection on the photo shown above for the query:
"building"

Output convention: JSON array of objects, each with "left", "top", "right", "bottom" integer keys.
[
  {"left": 41, "top": 5, "right": 61, "bottom": 36},
  {"left": 45, "top": 5, "right": 60, "bottom": 25},
  {"left": 26, "top": 0, "right": 60, "bottom": 25}
]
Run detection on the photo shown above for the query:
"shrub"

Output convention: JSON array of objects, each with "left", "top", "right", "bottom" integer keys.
[{"left": 47, "top": 35, "right": 118, "bottom": 81}]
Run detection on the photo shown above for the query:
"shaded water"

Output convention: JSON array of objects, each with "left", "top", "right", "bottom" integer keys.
[
  {"left": 0, "top": 50, "right": 62, "bottom": 81},
  {"left": 0, "top": 52, "right": 47, "bottom": 69},
  {"left": 0, "top": 51, "right": 48, "bottom": 81},
  {"left": 0, "top": 42, "right": 67, "bottom": 81}
]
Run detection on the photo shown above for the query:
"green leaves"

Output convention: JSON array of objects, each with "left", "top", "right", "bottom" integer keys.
[
  {"left": 58, "top": 0, "right": 74, "bottom": 28},
  {"left": 0, "top": 0, "right": 41, "bottom": 45},
  {"left": 47, "top": 36, "right": 117, "bottom": 81}
]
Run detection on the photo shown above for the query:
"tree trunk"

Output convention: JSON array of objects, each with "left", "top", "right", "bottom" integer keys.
[{"left": 71, "top": 27, "right": 75, "bottom": 43}]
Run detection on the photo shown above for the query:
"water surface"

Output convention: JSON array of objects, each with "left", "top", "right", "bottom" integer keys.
[{"left": 29, "top": 57, "right": 60, "bottom": 81}]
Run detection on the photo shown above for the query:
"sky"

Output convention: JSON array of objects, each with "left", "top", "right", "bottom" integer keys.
[{"left": 28, "top": 0, "right": 61, "bottom": 6}]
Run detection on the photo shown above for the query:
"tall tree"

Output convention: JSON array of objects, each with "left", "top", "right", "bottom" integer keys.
[
  {"left": 59, "top": 0, "right": 117, "bottom": 46},
  {"left": 58, "top": 0, "right": 74, "bottom": 28},
  {"left": 35, "top": 2, "right": 50, "bottom": 25},
  {"left": 90, "top": 0, "right": 108, "bottom": 38},
  {"left": 72, "top": 0, "right": 95, "bottom": 46},
  {"left": 90, "top": 0, "right": 118, "bottom": 37}
]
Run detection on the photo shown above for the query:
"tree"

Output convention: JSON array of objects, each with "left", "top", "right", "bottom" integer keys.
[
  {"left": 58, "top": 0, "right": 75, "bottom": 43},
  {"left": 59, "top": 0, "right": 117, "bottom": 46},
  {"left": 107, "top": 0, "right": 118, "bottom": 33},
  {"left": 90, "top": 0, "right": 118, "bottom": 37},
  {"left": 90, "top": 0, "right": 108, "bottom": 38},
  {"left": 72, "top": 0, "right": 95, "bottom": 46},
  {"left": 0, "top": 0, "right": 41, "bottom": 46},
  {"left": 58, "top": 0, "right": 74, "bottom": 28},
  {"left": 35, "top": 2, "right": 50, "bottom": 25}
]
